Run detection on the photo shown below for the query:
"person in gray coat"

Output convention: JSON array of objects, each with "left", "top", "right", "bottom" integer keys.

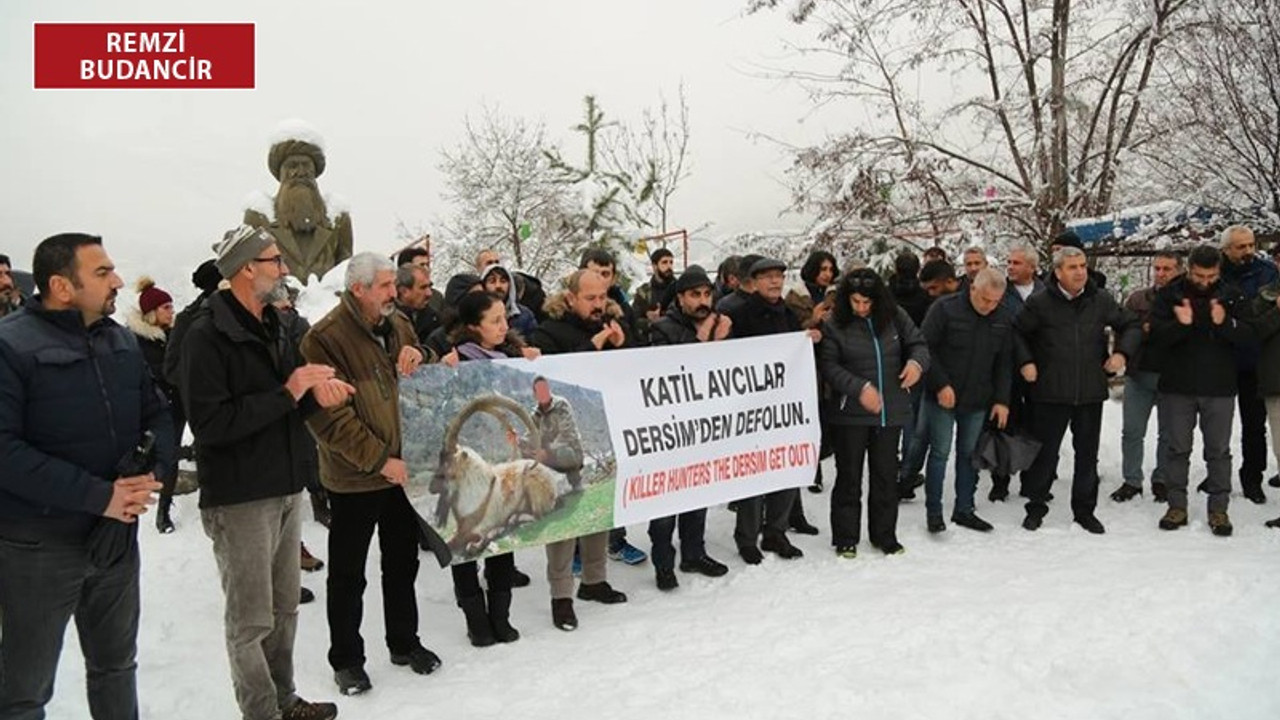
[{"left": 817, "top": 268, "right": 929, "bottom": 557}]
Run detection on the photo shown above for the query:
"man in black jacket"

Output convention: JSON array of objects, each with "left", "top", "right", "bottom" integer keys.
[
  {"left": 0, "top": 233, "right": 171, "bottom": 720},
  {"left": 646, "top": 266, "right": 732, "bottom": 590},
  {"left": 1148, "top": 245, "right": 1252, "bottom": 536},
  {"left": 0, "top": 252, "right": 19, "bottom": 318},
  {"left": 1017, "top": 247, "right": 1140, "bottom": 533},
  {"left": 181, "top": 225, "right": 353, "bottom": 720},
  {"left": 1254, "top": 276, "right": 1280, "bottom": 527},
  {"left": 528, "top": 268, "right": 629, "bottom": 631},
  {"left": 918, "top": 268, "right": 1013, "bottom": 533}
]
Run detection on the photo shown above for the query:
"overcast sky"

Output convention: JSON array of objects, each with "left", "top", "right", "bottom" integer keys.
[{"left": 1, "top": 0, "right": 850, "bottom": 286}]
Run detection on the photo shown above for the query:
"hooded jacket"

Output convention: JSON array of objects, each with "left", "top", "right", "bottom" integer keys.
[
  {"left": 480, "top": 263, "right": 538, "bottom": 338},
  {"left": 817, "top": 307, "right": 930, "bottom": 427}
]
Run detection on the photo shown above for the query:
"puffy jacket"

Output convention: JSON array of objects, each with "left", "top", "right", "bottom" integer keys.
[
  {"left": 301, "top": 293, "right": 420, "bottom": 494},
  {"left": 0, "top": 300, "right": 174, "bottom": 532},
  {"left": 529, "top": 291, "right": 633, "bottom": 355},
  {"left": 1015, "top": 281, "right": 1141, "bottom": 405},
  {"left": 817, "top": 307, "right": 930, "bottom": 427},
  {"left": 1251, "top": 283, "right": 1280, "bottom": 396},
  {"left": 649, "top": 304, "right": 728, "bottom": 346},
  {"left": 920, "top": 292, "right": 1014, "bottom": 411},
  {"left": 1147, "top": 277, "right": 1252, "bottom": 397},
  {"left": 179, "top": 290, "right": 319, "bottom": 509}
]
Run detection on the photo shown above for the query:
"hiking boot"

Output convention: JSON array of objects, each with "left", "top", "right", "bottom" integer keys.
[
  {"left": 789, "top": 516, "right": 820, "bottom": 535},
  {"left": 1152, "top": 482, "right": 1168, "bottom": 503},
  {"left": 679, "top": 555, "right": 729, "bottom": 577},
  {"left": 951, "top": 512, "right": 994, "bottom": 532},
  {"left": 1158, "top": 507, "right": 1188, "bottom": 530},
  {"left": 927, "top": 515, "right": 946, "bottom": 533},
  {"left": 510, "top": 565, "right": 532, "bottom": 588},
  {"left": 301, "top": 543, "right": 325, "bottom": 572},
  {"left": 1074, "top": 514, "right": 1106, "bottom": 535},
  {"left": 1208, "top": 512, "right": 1233, "bottom": 537},
  {"left": 761, "top": 533, "right": 804, "bottom": 559},
  {"left": 1110, "top": 484, "right": 1142, "bottom": 503},
  {"left": 989, "top": 476, "right": 1010, "bottom": 502},
  {"left": 390, "top": 645, "right": 442, "bottom": 675},
  {"left": 835, "top": 545, "right": 858, "bottom": 559},
  {"left": 1243, "top": 484, "right": 1266, "bottom": 505},
  {"left": 738, "top": 545, "right": 763, "bottom": 565},
  {"left": 577, "top": 581, "right": 627, "bottom": 604},
  {"left": 282, "top": 697, "right": 338, "bottom": 720},
  {"left": 334, "top": 666, "right": 372, "bottom": 696},
  {"left": 607, "top": 541, "right": 648, "bottom": 565},
  {"left": 551, "top": 598, "right": 577, "bottom": 631},
  {"left": 875, "top": 541, "right": 905, "bottom": 556},
  {"left": 655, "top": 568, "right": 678, "bottom": 591}
]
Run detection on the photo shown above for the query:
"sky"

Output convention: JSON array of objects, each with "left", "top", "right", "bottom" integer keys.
[{"left": 0, "top": 0, "right": 849, "bottom": 285}]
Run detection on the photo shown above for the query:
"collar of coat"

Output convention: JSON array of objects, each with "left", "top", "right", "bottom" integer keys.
[
  {"left": 209, "top": 289, "right": 279, "bottom": 345},
  {"left": 125, "top": 308, "right": 167, "bottom": 342}
]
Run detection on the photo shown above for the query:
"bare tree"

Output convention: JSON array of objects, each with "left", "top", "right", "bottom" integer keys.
[
  {"left": 1139, "top": 0, "right": 1280, "bottom": 214},
  {"left": 749, "top": 0, "right": 1193, "bottom": 251},
  {"left": 437, "top": 106, "right": 585, "bottom": 277}
]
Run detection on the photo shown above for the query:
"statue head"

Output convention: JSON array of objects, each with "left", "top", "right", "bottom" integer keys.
[{"left": 268, "top": 138, "right": 329, "bottom": 234}]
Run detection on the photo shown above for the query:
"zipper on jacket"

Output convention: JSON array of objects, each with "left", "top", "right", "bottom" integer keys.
[
  {"left": 868, "top": 317, "right": 887, "bottom": 427},
  {"left": 88, "top": 334, "right": 120, "bottom": 452}
]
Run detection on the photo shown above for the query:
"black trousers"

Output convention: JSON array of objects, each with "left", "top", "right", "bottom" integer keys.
[
  {"left": 733, "top": 489, "right": 796, "bottom": 549},
  {"left": 829, "top": 424, "right": 901, "bottom": 548},
  {"left": 450, "top": 553, "right": 515, "bottom": 599},
  {"left": 992, "top": 376, "right": 1035, "bottom": 492},
  {"left": 326, "top": 486, "right": 421, "bottom": 671},
  {"left": 1022, "top": 402, "right": 1103, "bottom": 519},
  {"left": 648, "top": 509, "right": 708, "bottom": 571},
  {"left": 1238, "top": 371, "right": 1268, "bottom": 489}
]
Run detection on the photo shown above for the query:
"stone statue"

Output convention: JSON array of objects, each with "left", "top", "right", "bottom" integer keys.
[{"left": 243, "top": 128, "right": 353, "bottom": 284}]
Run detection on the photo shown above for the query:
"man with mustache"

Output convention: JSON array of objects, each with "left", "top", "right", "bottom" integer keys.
[
  {"left": 300, "top": 252, "right": 441, "bottom": 696},
  {"left": 0, "top": 253, "right": 19, "bottom": 318},
  {"left": 0, "top": 233, "right": 173, "bottom": 720},
  {"left": 646, "top": 265, "right": 732, "bottom": 590},
  {"left": 244, "top": 129, "right": 353, "bottom": 285}
]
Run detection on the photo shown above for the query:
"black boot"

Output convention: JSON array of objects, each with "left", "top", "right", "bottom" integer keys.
[
  {"left": 486, "top": 590, "right": 520, "bottom": 643},
  {"left": 457, "top": 594, "right": 496, "bottom": 647},
  {"left": 155, "top": 495, "right": 175, "bottom": 534}
]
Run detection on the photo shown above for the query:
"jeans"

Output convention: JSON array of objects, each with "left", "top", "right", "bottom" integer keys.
[
  {"left": 325, "top": 486, "right": 422, "bottom": 671},
  {"left": 647, "top": 510, "right": 708, "bottom": 571},
  {"left": 202, "top": 494, "right": 302, "bottom": 720},
  {"left": 1121, "top": 371, "right": 1168, "bottom": 489},
  {"left": 899, "top": 390, "right": 928, "bottom": 481},
  {"left": 0, "top": 527, "right": 140, "bottom": 720},
  {"left": 1159, "top": 394, "right": 1235, "bottom": 513},
  {"left": 921, "top": 399, "right": 986, "bottom": 517}
]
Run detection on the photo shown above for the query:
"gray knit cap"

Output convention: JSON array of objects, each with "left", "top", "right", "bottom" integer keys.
[{"left": 213, "top": 225, "right": 277, "bottom": 279}]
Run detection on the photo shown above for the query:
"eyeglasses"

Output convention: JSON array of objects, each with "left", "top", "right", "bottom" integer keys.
[
  {"left": 848, "top": 275, "right": 879, "bottom": 290},
  {"left": 253, "top": 256, "right": 285, "bottom": 269}
]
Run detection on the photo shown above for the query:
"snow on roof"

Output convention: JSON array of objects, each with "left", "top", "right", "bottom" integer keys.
[{"left": 267, "top": 119, "right": 326, "bottom": 151}]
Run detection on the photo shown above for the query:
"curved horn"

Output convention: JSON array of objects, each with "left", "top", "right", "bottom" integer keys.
[{"left": 469, "top": 394, "right": 541, "bottom": 453}]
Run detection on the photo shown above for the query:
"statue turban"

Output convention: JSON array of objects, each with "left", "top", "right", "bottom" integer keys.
[{"left": 268, "top": 139, "right": 326, "bottom": 180}]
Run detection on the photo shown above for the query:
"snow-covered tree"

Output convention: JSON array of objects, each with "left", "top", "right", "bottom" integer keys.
[{"left": 748, "top": 0, "right": 1193, "bottom": 254}]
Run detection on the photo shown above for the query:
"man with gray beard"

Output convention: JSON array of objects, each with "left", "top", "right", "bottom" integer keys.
[{"left": 244, "top": 131, "right": 354, "bottom": 285}]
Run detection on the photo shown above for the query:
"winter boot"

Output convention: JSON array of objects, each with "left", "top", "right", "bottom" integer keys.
[
  {"left": 1158, "top": 507, "right": 1188, "bottom": 530},
  {"left": 300, "top": 543, "right": 325, "bottom": 572},
  {"left": 1208, "top": 511, "right": 1234, "bottom": 537},
  {"left": 155, "top": 495, "right": 175, "bottom": 534},
  {"left": 457, "top": 593, "right": 496, "bottom": 647},
  {"left": 487, "top": 590, "right": 520, "bottom": 643},
  {"left": 1109, "top": 484, "right": 1141, "bottom": 502}
]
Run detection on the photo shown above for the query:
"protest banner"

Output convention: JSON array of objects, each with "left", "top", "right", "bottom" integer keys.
[{"left": 400, "top": 332, "right": 820, "bottom": 564}]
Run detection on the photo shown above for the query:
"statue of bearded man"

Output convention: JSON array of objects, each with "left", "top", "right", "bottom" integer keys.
[{"left": 243, "top": 133, "right": 353, "bottom": 284}]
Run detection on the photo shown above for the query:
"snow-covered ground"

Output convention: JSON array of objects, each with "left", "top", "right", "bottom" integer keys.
[{"left": 48, "top": 401, "right": 1280, "bottom": 720}]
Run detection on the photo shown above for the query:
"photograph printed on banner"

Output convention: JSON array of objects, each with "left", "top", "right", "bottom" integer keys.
[{"left": 400, "top": 360, "right": 615, "bottom": 563}]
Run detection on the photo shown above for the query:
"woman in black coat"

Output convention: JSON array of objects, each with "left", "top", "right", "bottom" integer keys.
[{"left": 816, "top": 269, "right": 929, "bottom": 557}]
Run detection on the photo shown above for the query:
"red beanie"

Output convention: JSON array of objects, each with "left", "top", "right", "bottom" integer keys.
[{"left": 136, "top": 276, "right": 173, "bottom": 315}]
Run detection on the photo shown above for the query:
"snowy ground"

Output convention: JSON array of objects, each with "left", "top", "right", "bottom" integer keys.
[{"left": 48, "top": 400, "right": 1280, "bottom": 720}]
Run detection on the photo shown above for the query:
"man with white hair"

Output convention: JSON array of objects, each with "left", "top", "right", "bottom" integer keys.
[
  {"left": 1016, "top": 246, "right": 1141, "bottom": 533},
  {"left": 961, "top": 246, "right": 989, "bottom": 284},
  {"left": 299, "top": 252, "right": 441, "bottom": 696},
  {"left": 181, "top": 225, "right": 355, "bottom": 720},
  {"left": 1220, "top": 225, "right": 1278, "bottom": 503}
]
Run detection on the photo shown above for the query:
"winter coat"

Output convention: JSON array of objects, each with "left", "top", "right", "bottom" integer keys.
[
  {"left": 648, "top": 304, "right": 729, "bottom": 346},
  {"left": 920, "top": 292, "right": 1014, "bottom": 411},
  {"left": 179, "top": 290, "right": 320, "bottom": 509},
  {"left": 632, "top": 274, "right": 677, "bottom": 318},
  {"left": 163, "top": 290, "right": 213, "bottom": 390},
  {"left": 607, "top": 285, "right": 643, "bottom": 346},
  {"left": 715, "top": 288, "right": 752, "bottom": 319},
  {"left": 1147, "top": 277, "right": 1252, "bottom": 397},
  {"left": 891, "top": 276, "right": 933, "bottom": 327},
  {"left": 1000, "top": 278, "right": 1045, "bottom": 316},
  {"left": 730, "top": 293, "right": 803, "bottom": 339},
  {"left": 127, "top": 309, "right": 184, "bottom": 426},
  {"left": 1222, "top": 256, "right": 1279, "bottom": 371},
  {"left": 1250, "top": 283, "right": 1280, "bottom": 397},
  {"left": 1015, "top": 281, "right": 1141, "bottom": 406},
  {"left": 817, "top": 307, "right": 930, "bottom": 427},
  {"left": 300, "top": 293, "right": 421, "bottom": 495},
  {"left": 396, "top": 301, "right": 442, "bottom": 345},
  {"left": 0, "top": 300, "right": 175, "bottom": 532},
  {"left": 528, "top": 291, "right": 633, "bottom": 355},
  {"left": 1123, "top": 285, "right": 1162, "bottom": 373}
]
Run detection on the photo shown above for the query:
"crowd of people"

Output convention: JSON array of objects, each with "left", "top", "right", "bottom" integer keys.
[{"left": 1, "top": 225, "right": 1279, "bottom": 720}]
